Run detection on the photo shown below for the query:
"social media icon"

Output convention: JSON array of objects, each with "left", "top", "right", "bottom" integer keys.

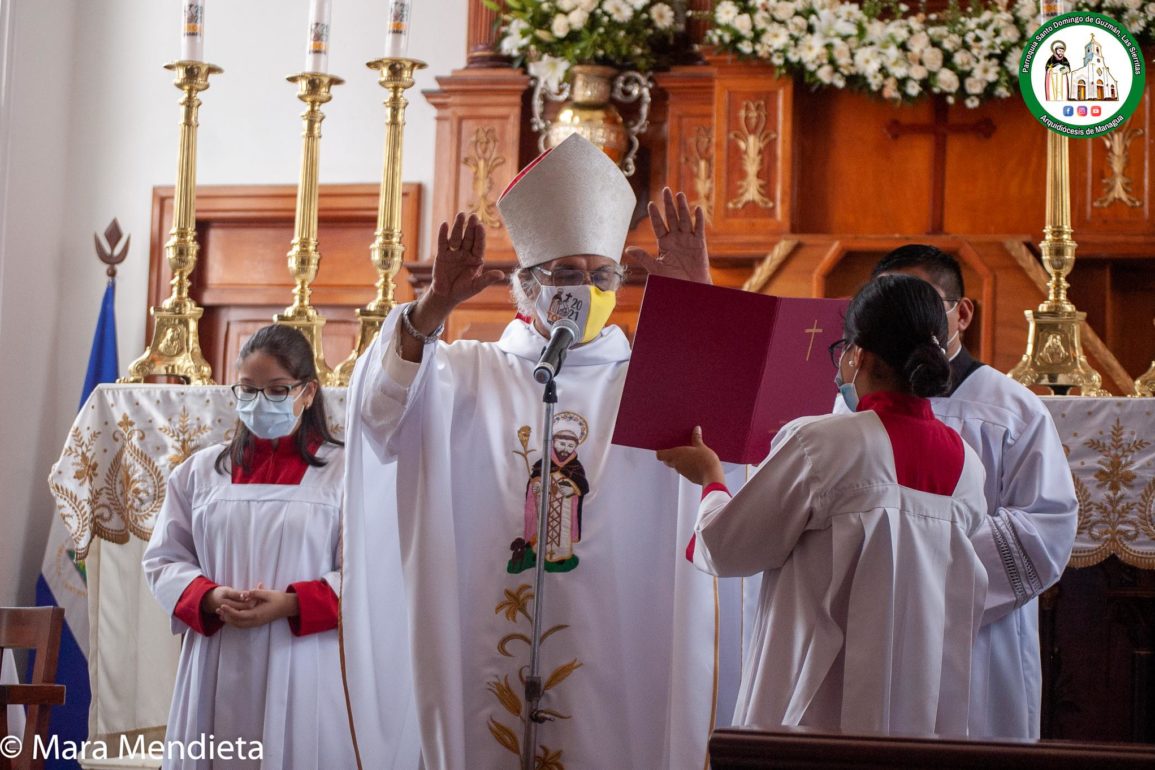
[
  {"left": 1062, "top": 105, "right": 1075, "bottom": 117},
  {"left": 1091, "top": 106, "right": 1102, "bottom": 116},
  {"left": 1077, "top": 106, "right": 1088, "bottom": 117}
]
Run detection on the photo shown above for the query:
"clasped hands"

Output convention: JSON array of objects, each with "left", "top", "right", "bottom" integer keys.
[{"left": 201, "top": 583, "right": 299, "bottom": 629}]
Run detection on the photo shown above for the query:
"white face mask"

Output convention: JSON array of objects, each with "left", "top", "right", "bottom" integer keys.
[
  {"left": 834, "top": 345, "right": 861, "bottom": 411},
  {"left": 236, "top": 391, "right": 303, "bottom": 439},
  {"left": 943, "top": 329, "right": 960, "bottom": 355}
]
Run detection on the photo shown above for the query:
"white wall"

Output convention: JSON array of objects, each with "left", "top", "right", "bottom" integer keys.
[
  {"left": 0, "top": 0, "right": 77, "bottom": 606},
  {"left": 0, "top": 0, "right": 465, "bottom": 605}
]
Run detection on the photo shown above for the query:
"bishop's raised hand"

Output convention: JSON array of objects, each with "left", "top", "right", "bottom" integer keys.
[
  {"left": 428, "top": 212, "right": 505, "bottom": 309},
  {"left": 624, "top": 187, "right": 712, "bottom": 285}
]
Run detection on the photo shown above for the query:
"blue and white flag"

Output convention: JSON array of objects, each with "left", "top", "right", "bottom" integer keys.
[{"left": 34, "top": 280, "right": 117, "bottom": 767}]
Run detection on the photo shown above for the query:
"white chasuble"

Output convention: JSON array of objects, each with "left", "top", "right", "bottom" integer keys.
[
  {"left": 143, "top": 445, "right": 356, "bottom": 769},
  {"left": 343, "top": 309, "right": 724, "bottom": 770}
]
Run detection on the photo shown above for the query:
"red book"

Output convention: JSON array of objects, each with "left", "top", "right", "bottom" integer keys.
[{"left": 613, "top": 275, "right": 849, "bottom": 465}]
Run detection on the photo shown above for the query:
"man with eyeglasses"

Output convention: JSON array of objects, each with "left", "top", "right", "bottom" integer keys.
[
  {"left": 341, "top": 134, "right": 728, "bottom": 769},
  {"left": 838, "top": 244, "right": 1077, "bottom": 739}
]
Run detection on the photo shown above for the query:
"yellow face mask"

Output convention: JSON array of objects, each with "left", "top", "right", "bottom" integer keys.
[{"left": 535, "top": 285, "right": 617, "bottom": 343}]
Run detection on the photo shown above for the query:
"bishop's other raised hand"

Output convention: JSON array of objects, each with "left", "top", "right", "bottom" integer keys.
[{"left": 624, "top": 187, "right": 712, "bottom": 285}]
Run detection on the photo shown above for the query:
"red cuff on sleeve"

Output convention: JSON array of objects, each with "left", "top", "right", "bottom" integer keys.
[
  {"left": 685, "top": 533, "right": 698, "bottom": 563},
  {"left": 287, "top": 580, "right": 339, "bottom": 637},
  {"left": 685, "top": 483, "right": 731, "bottom": 563},
  {"left": 702, "top": 482, "right": 731, "bottom": 499},
  {"left": 174, "top": 576, "right": 224, "bottom": 636}
]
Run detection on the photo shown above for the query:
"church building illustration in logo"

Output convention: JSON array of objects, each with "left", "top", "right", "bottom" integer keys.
[{"left": 1045, "top": 35, "right": 1119, "bottom": 103}]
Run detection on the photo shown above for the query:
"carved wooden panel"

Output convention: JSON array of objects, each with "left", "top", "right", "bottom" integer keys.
[
  {"left": 147, "top": 183, "right": 421, "bottom": 380},
  {"left": 711, "top": 57, "right": 794, "bottom": 239},
  {"left": 655, "top": 68, "right": 715, "bottom": 219},
  {"left": 1075, "top": 81, "right": 1152, "bottom": 232},
  {"left": 424, "top": 68, "right": 531, "bottom": 265}
]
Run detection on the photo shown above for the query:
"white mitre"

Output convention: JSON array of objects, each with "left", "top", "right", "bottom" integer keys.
[{"left": 497, "top": 134, "right": 636, "bottom": 268}]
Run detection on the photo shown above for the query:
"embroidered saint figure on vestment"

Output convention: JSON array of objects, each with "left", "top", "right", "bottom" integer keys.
[{"left": 508, "top": 411, "right": 590, "bottom": 574}]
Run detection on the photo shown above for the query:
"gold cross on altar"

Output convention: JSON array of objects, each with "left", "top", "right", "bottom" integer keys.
[{"left": 804, "top": 321, "right": 822, "bottom": 361}]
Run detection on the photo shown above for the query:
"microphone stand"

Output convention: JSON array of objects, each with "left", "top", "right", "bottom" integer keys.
[{"left": 521, "top": 374, "right": 557, "bottom": 770}]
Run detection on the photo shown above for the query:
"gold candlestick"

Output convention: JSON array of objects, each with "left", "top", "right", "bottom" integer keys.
[
  {"left": 333, "top": 57, "right": 426, "bottom": 386},
  {"left": 121, "top": 61, "right": 221, "bottom": 384},
  {"left": 274, "top": 72, "right": 344, "bottom": 385},
  {"left": 1008, "top": 130, "right": 1108, "bottom": 395}
]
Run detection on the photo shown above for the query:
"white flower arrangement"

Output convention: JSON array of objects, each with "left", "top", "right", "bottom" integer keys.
[
  {"left": 708, "top": 0, "right": 1155, "bottom": 107},
  {"left": 492, "top": 0, "right": 678, "bottom": 74}
]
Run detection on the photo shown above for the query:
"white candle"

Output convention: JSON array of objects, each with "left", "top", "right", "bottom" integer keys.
[
  {"left": 384, "top": 0, "right": 411, "bottom": 59},
  {"left": 180, "top": 0, "right": 206, "bottom": 62},
  {"left": 305, "top": 0, "right": 333, "bottom": 73}
]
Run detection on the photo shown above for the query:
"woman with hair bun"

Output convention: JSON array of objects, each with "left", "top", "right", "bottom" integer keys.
[
  {"left": 659, "top": 274, "right": 989, "bottom": 737},
  {"left": 143, "top": 325, "right": 355, "bottom": 768}
]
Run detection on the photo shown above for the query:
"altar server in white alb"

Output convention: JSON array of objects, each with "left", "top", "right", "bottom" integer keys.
[
  {"left": 143, "top": 325, "right": 356, "bottom": 769},
  {"left": 343, "top": 134, "right": 727, "bottom": 769},
  {"left": 660, "top": 275, "right": 990, "bottom": 736},
  {"left": 866, "top": 245, "right": 1079, "bottom": 739}
]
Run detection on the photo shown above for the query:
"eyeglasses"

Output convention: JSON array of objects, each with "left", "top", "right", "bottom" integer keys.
[
  {"left": 943, "top": 297, "right": 961, "bottom": 313},
  {"left": 828, "top": 338, "right": 851, "bottom": 369},
  {"left": 531, "top": 265, "right": 625, "bottom": 292},
  {"left": 231, "top": 381, "right": 306, "bottom": 402}
]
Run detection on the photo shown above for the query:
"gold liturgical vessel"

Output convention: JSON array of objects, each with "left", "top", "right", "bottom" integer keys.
[
  {"left": 332, "top": 56, "right": 426, "bottom": 385},
  {"left": 122, "top": 61, "right": 221, "bottom": 384},
  {"left": 274, "top": 71, "right": 345, "bottom": 384},
  {"left": 1008, "top": 129, "right": 1108, "bottom": 396}
]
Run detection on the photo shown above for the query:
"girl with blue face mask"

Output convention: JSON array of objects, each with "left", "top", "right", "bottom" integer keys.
[{"left": 143, "top": 325, "right": 354, "bottom": 768}]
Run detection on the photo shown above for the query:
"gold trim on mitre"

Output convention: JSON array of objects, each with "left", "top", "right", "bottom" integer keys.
[{"left": 497, "top": 134, "right": 636, "bottom": 268}]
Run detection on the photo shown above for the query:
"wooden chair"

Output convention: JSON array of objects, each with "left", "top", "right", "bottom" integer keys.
[{"left": 0, "top": 607, "right": 66, "bottom": 770}]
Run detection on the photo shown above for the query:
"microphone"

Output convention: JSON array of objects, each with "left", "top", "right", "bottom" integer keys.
[{"left": 533, "top": 318, "right": 580, "bottom": 384}]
